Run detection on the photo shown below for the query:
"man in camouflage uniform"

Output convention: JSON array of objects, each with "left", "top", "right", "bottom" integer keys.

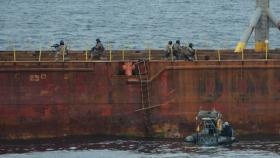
[
  {"left": 165, "top": 41, "right": 173, "bottom": 60},
  {"left": 55, "top": 40, "right": 68, "bottom": 61},
  {"left": 90, "top": 39, "right": 105, "bottom": 60},
  {"left": 172, "top": 40, "right": 181, "bottom": 60}
]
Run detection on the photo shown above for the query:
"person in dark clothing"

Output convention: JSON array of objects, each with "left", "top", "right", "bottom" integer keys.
[
  {"left": 221, "top": 122, "right": 233, "bottom": 137},
  {"left": 208, "top": 119, "right": 217, "bottom": 135},
  {"left": 172, "top": 40, "right": 181, "bottom": 60},
  {"left": 90, "top": 38, "right": 105, "bottom": 60}
]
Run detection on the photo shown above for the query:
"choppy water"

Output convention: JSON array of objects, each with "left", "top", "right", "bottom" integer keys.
[
  {"left": 0, "top": 0, "right": 280, "bottom": 50},
  {"left": 0, "top": 139, "right": 279, "bottom": 158}
]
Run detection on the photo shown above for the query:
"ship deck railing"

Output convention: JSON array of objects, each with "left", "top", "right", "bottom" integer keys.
[{"left": 0, "top": 49, "right": 280, "bottom": 63}]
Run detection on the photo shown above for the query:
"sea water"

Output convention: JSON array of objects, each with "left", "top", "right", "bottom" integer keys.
[
  {"left": 0, "top": 139, "right": 279, "bottom": 158},
  {"left": 0, "top": 0, "right": 280, "bottom": 50}
]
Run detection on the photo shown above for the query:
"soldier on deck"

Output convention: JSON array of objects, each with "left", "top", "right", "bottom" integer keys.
[
  {"left": 172, "top": 40, "right": 181, "bottom": 60},
  {"left": 90, "top": 38, "right": 105, "bottom": 60},
  {"left": 53, "top": 40, "right": 68, "bottom": 61},
  {"left": 184, "top": 43, "right": 195, "bottom": 61},
  {"left": 165, "top": 41, "right": 173, "bottom": 60}
]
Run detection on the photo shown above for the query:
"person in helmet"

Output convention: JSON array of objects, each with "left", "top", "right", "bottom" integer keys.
[
  {"left": 165, "top": 41, "right": 173, "bottom": 59},
  {"left": 183, "top": 43, "right": 195, "bottom": 61},
  {"left": 54, "top": 40, "right": 68, "bottom": 61},
  {"left": 90, "top": 38, "right": 105, "bottom": 60},
  {"left": 172, "top": 40, "right": 181, "bottom": 60},
  {"left": 221, "top": 121, "right": 233, "bottom": 137}
]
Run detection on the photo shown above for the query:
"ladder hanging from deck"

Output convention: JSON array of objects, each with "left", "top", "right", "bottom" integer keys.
[
  {"left": 134, "top": 60, "right": 161, "bottom": 112},
  {"left": 136, "top": 59, "right": 151, "bottom": 111},
  {"left": 134, "top": 59, "right": 153, "bottom": 137}
]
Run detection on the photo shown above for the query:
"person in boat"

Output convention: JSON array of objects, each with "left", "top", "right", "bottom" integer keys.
[
  {"left": 165, "top": 41, "right": 173, "bottom": 60},
  {"left": 172, "top": 40, "right": 181, "bottom": 60},
  {"left": 183, "top": 43, "right": 195, "bottom": 61},
  {"left": 221, "top": 122, "right": 233, "bottom": 137},
  {"left": 209, "top": 119, "right": 217, "bottom": 135},
  {"left": 53, "top": 40, "right": 68, "bottom": 61},
  {"left": 90, "top": 38, "right": 105, "bottom": 60}
]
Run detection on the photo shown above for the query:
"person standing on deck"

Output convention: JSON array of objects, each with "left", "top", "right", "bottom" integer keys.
[
  {"left": 55, "top": 40, "right": 68, "bottom": 61},
  {"left": 172, "top": 40, "right": 181, "bottom": 60},
  {"left": 90, "top": 38, "right": 105, "bottom": 60},
  {"left": 165, "top": 41, "right": 173, "bottom": 60},
  {"left": 184, "top": 43, "right": 195, "bottom": 61}
]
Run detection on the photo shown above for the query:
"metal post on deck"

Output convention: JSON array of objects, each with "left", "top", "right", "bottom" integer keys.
[
  {"left": 85, "top": 41, "right": 90, "bottom": 61},
  {"left": 122, "top": 49, "right": 125, "bottom": 61},
  {"left": 148, "top": 48, "right": 151, "bottom": 61},
  {"left": 265, "top": 40, "right": 269, "bottom": 60},
  {"left": 195, "top": 49, "right": 198, "bottom": 61},
  {"left": 39, "top": 45, "right": 42, "bottom": 61},
  {"left": 109, "top": 44, "right": 112, "bottom": 62},
  {"left": 171, "top": 47, "right": 174, "bottom": 61},
  {"left": 13, "top": 45, "right": 16, "bottom": 62},
  {"left": 242, "top": 48, "right": 244, "bottom": 61},
  {"left": 62, "top": 46, "right": 65, "bottom": 62},
  {"left": 218, "top": 49, "right": 221, "bottom": 61},
  {"left": 85, "top": 49, "right": 88, "bottom": 61}
]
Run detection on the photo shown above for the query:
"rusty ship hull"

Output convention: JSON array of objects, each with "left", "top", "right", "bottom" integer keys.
[{"left": 0, "top": 49, "right": 280, "bottom": 140}]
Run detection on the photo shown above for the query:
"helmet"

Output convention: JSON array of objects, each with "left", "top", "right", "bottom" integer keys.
[
  {"left": 96, "top": 38, "right": 101, "bottom": 43},
  {"left": 224, "top": 122, "right": 229, "bottom": 126},
  {"left": 60, "top": 40, "right": 64, "bottom": 45},
  {"left": 168, "top": 41, "right": 172, "bottom": 45},
  {"left": 189, "top": 43, "right": 193, "bottom": 48},
  {"left": 176, "top": 40, "right": 180, "bottom": 44}
]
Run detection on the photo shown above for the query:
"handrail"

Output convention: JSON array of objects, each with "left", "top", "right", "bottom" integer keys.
[
  {"left": 0, "top": 68, "right": 94, "bottom": 72},
  {"left": 13, "top": 47, "right": 16, "bottom": 62},
  {"left": 62, "top": 46, "right": 65, "bottom": 62},
  {"left": 0, "top": 49, "right": 279, "bottom": 62},
  {"left": 171, "top": 47, "right": 174, "bottom": 61},
  {"left": 217, "top": 49, "right": 221, "bottom": 62},
  {"left": 265, "top": 40, "right": 269, "bottom": 61},
  {"left": 85, "top": 49, "right": 89, "bottom": 61},
  {"left": 128, "top": 62, "right": 280, "bottom": 84},
  {"left": 122, "top": 49, "right": 125, "bottom": 61},
  {"left": 109, "top": 44, "right": 112, "bottom": 62},
  {"left": 241, "top": 48, "right": 244, "bottom": 61},
  {"left": 39, "top": 46, "right": 42, "bottom": 61},
  {"left": 148, "top": 48, "right": 151, "bottom": 61}
]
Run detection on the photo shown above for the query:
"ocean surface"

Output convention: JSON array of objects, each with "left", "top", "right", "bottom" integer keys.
[
  {"left": 0, "top": 139, "right": 279, "bottom": 158},
  {"left": 0, "top": 0, "right": 280, "bottom": 50}
]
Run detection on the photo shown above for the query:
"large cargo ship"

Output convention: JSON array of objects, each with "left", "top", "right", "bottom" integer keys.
[
  {"left": 1, "top": 0, "right": 280, "bottom": 140},
  {"left": 0, "top": 49, "right": 280, "bottom": 140}
]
